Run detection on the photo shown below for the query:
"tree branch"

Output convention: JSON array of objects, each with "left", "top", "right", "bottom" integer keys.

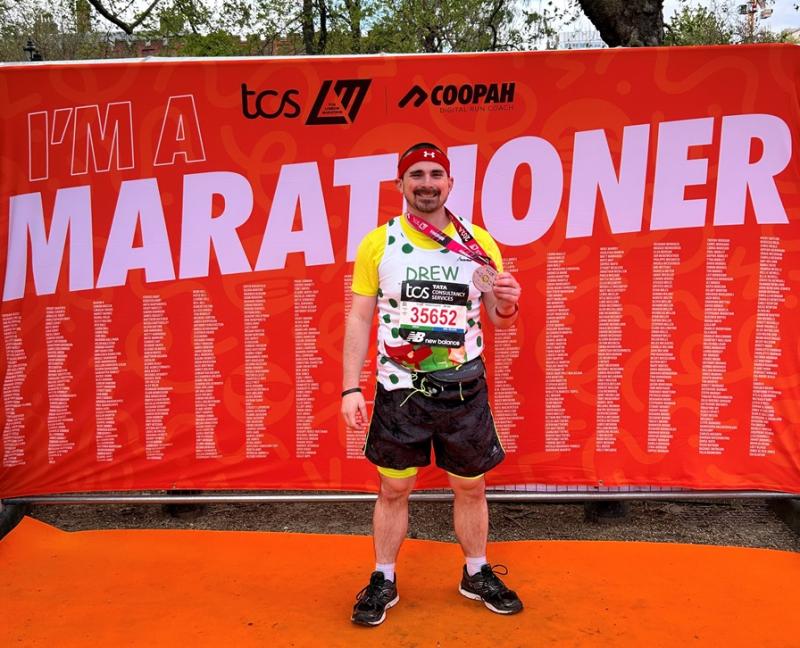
[
  {"left": 487, "top": 0, "right": 504, "bottom": 50},
  {"left": 87, "top": 0, "right": 163, "bottom": 35},
  {"left": 316, "top": 0, "right": 328, "bottom": 53},
  {"left": 302, "top": 0, "right": 315, "bottom": 53}
]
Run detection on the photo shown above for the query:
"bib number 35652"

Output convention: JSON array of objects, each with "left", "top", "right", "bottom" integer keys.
[{"left": 398, "top": 279, "right": 468, "bottom": 347}]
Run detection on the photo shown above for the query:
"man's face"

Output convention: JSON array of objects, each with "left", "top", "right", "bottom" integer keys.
[{"left": 396, "top": 161, "right": 453, "bottom": 214}]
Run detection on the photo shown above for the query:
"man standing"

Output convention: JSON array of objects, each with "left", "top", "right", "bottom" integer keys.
[{"left": 341, "top": 142, "right": 523, "bottom": 626}]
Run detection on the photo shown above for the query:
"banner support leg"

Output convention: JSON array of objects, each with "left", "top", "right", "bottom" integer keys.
[{"left": 0, "top": 500, "right": 28, "bottom": 540}]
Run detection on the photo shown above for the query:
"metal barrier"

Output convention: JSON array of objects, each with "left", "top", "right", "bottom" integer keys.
[{"left": 3, "top": 490, "right": 797, "bottom": 504}]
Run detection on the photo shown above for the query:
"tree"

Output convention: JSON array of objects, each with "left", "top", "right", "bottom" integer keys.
[
  {"left": 664, "top": 2, "right": 733, "bottom": 45},
  {"left": 301, "top": 0, "right": 327, "bottom": 53},
  {"left": 5, "top": 0, "right": 793, "bottom": 62},
  {"left": 0, "top": 0, "right": 112, "bottom": 61},
  {"left": 63, "top": 0, "right": 562, "bottom": 57},
  {"left": 365, "top": 0, "right": 546, "bottom": 53},
  {"left": 342, "top": 0, "right": 364, "bottom": 53},
  {"left": 663, "top": 0, "right": 786, "bottom": 46},
  {"left": 86, "top": 0, "right": 162, "bottom": 35},
  {"left": 576, "top": 0, "right": 665, "bottom": 46}
]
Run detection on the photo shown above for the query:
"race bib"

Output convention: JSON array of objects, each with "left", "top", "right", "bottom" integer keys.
[{"left": 399, "top": 280, "right": 468, "bottom": 347}]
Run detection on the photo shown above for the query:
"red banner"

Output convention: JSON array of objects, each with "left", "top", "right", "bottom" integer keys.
[{"left": 1, "top": 45, "right": 799, "bottom": 498}]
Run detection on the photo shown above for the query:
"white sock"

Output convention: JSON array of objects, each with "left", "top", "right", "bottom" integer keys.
[
  {"left": 466, "top": 556, "right": 487, "bottom": 576},
  {"left": 375, "top": 562, "right": 395, "bottom": 582}
]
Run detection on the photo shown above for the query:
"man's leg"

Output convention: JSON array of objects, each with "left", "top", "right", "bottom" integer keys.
[
  {"left": 352, "top": 472, "right": 415, "bottom": 626},
  {"left": 374, "top": 472, "right": 416, "bottom": 563},
  {"left": 449, "top": 472, "right": 523, "bottom": 615},
  {"left": 448, "top": 473, "right": 488, "bottom": 558}
]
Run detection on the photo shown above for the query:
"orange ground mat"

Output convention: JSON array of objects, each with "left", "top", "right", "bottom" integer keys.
[{"left": 1, "top": 516, "right": 798, "bottom": 647}]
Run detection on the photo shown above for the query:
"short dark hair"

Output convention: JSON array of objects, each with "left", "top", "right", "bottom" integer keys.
[{"left": 400, "top": 142, "right": 444, "bottom": 159}]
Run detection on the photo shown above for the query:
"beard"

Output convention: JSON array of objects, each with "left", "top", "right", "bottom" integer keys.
[{"left": 410, "top": 188, "right": 442, "bottom": 213}]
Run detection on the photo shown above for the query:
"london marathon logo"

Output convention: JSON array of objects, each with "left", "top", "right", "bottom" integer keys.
[
  {"left": 306, "top": 79, "right": 372, "bottom": 125},
  {"left": 240, "top": 79, "right": 372, "bottom": 124},
  {"left": 398, "top": 82, "right": 516, "bottom": 113}
]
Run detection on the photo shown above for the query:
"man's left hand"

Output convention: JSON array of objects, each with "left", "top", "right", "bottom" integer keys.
[{"left": 492, "top": 272, "right": 521, "bottom": 312}]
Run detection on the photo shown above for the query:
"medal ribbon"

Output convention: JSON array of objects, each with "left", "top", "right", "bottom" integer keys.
[{"left": 404, "top": 210, "right": 497, "bottom": 270}]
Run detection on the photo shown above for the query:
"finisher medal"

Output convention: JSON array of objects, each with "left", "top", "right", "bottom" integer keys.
[
  {"left": 472, "top": 265, "right": 497, "bottom": 292},
  {"left": 404, "top": 210, "right": 500, "bottom": 293}
]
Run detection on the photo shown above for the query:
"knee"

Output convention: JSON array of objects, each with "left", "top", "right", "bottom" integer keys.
[
  {"left": 378, "top": 476, "right": 415, "bottom": 504},
  {"left": 450, "top": 476, "right": 486, "bottom": 502}
]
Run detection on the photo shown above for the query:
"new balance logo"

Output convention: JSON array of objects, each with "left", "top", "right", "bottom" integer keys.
[
  {"left": 406, "top": 331, "right": 426, "bottom": 343},
  {"left": 306, "top": 79, "right": 372, "bottom": 125}
]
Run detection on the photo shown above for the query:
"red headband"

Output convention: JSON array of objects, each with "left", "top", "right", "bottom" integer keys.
[{"left": 397, "top": 148, "right": 450, "bottom": 178}]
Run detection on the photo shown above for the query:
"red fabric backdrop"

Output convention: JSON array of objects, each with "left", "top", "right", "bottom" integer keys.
[{"left": 1, "top": 44, "right": 799, "bottom": 497}]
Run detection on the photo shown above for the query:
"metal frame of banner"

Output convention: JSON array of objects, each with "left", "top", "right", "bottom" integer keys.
[{"left": 2, "top": 490, "right": 797, "bottom": 505}]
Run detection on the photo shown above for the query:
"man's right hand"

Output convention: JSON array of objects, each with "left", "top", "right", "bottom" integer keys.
[{"left": 341, "top": 391, "right": 368, "bottom": 430}]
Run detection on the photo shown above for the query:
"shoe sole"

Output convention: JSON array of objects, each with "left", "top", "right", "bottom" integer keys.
[
  {"left": 351, "top": 594, "right": 399, "bottom": 626},
  {"left": 458, "top": 586, "right": 523, "bottom": 615}
]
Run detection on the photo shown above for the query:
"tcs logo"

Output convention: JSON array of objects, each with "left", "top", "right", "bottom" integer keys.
[
  {"left": 241, "top": 83, "right": 300, "bottom": 119},
  {"left": 403, "top": 284, "right": 430, "bottom": 300}
]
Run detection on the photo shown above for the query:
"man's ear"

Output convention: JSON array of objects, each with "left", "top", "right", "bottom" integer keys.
[{"left": 395, "top": 177, "right": 403, "bottom": 192}]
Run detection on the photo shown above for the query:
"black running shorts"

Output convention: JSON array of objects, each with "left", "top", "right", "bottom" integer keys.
[{"left": 363, "top": 375, "right": 505, "bottom": 478}]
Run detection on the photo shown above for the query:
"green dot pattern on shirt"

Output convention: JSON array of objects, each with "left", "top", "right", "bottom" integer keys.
[
  {"left": 389, "top": 374, "right": 399, "bottom": 384},
  {"left": 477, "top": 335, "right": 483, "bottom": 347},
  {"left": 389, "top": 218, "right": 395, "bottom": 226},
  {"left": 467, "top": 301, "right": 473, "bottom": 310},
  {"left": 402, "top": 243, "right": 414, "bottom": 254},
  {"left": 380, "top": 356, "right": 389, "bottom": 364},
  {"left": 377, "top": 288, "right": 383, "bottom": 298},
  {"left": 383, "top": 314, "right": 391, "bottom": 323},
  {"left": 468, "top": 318, "right": 475, "bottom": 327},
  {"left": 388, "top": 235, "right": 396, "bottom": 245},
  {"left": 391, "top": 327, "right": 399, "bottom": 338},
  {"left": 440, "top": 248, "right": 449, "bottom": 254},
  {"left": 389, "top": 298, "right": 398, "bottom": 308}
]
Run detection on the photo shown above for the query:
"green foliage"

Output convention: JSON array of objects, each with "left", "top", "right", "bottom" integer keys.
[
  {"left": 664, "top": 4, "right": 733, "bottom": 45},
  {"left": 1, "top": 0, "right": 578, "bottom": 61},
  {"left": 360, "top": 0, "right": 572, "bottom": 53},
  {"left": 0, "top": 0, "right": 112, "bottom": 61},
  {"left": 180, "top": 30, "right": 246, "bottom": 56},
  {"left": 6, "top": 0, "right": 792, "bottom": 61},
  {"left": 664, "top": 0, "right": 786, "bottom": 46},
  {"left": 362, "top": 0, "right": 520, "bottom": 53}
]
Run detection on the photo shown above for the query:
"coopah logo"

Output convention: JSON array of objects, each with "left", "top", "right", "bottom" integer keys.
[
  {"left": 399, "top": 83, "right": 516, "bottom": 112},
  {"left": 399, "top": 86, "right": 428, "bottom": 108},
  {"left": 241, "top": 83, "right": 301, "bottom": 119},
  {"left": 306, "top": 79, "right": 372, "bottom": 125}
]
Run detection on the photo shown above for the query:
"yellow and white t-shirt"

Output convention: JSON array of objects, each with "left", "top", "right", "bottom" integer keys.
[{"left": 352, "top": 214, "right": 503, "bottom": 390}]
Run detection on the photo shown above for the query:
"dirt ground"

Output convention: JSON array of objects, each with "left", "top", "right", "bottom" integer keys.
[{"left": 27, "top": 497, "right": 800, "bottom": 552}]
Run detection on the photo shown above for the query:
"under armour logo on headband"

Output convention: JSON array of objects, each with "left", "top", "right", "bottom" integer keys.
[{"left": 397, "top": 147, "right": 450, "bottom": 178}]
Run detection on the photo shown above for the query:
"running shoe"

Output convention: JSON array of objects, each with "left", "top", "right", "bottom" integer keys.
[
  {"left": 459, "top": 564, "right": 523, "bottom": 614},
  {"left": 351, "top": 571, "right": 399, "bottom": 626}
]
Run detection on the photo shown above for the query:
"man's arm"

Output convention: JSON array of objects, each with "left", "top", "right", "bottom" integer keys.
[
  {"left": 482, "top": 272, "right": 521, "bottom": 329},
  {"left": 341, "top": 293, "right": 378, "bottom": 429}
]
